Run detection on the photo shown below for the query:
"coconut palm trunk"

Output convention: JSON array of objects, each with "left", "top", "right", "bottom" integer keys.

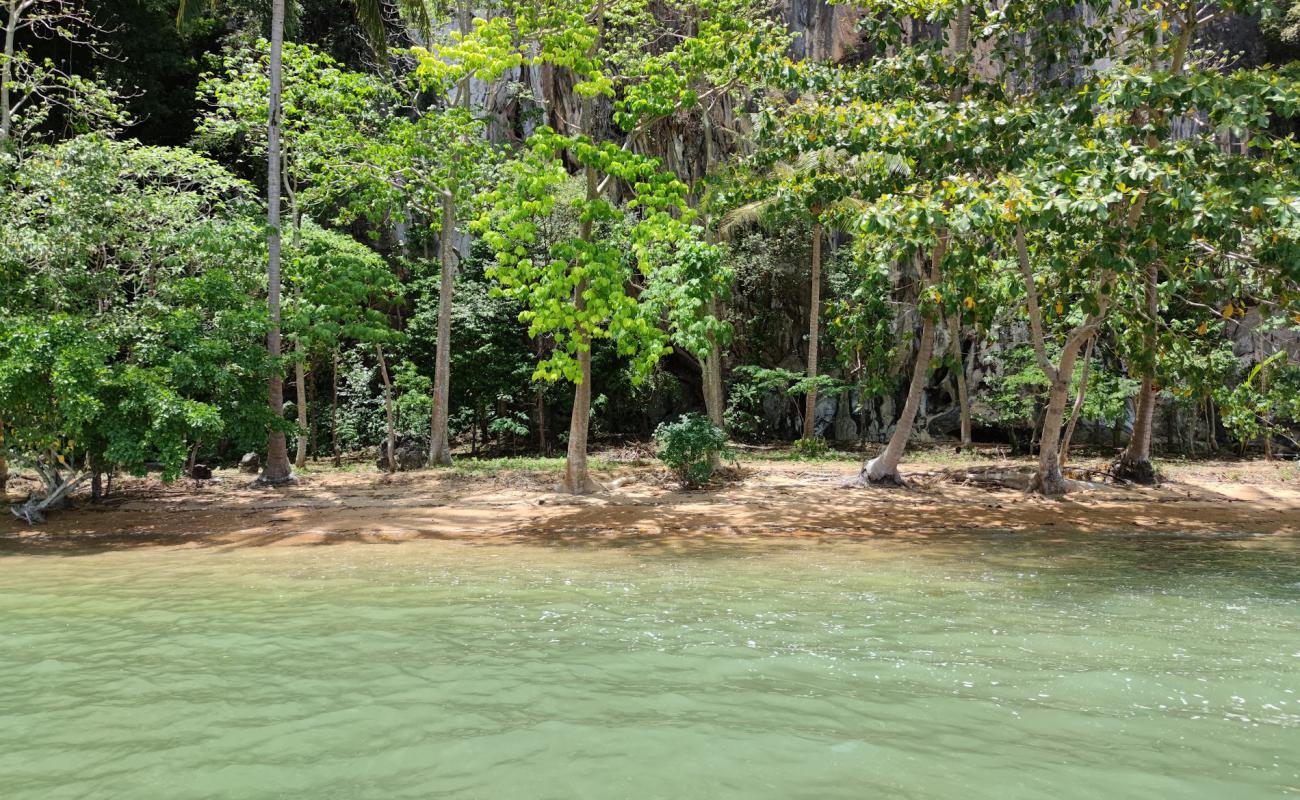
[{"left": 258, "top": 0, "right": 293, "bottom": 485}]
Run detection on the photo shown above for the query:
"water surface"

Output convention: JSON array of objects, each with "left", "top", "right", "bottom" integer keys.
[{"left": 1, "top": 531, "right": 1297, "bottom": 798}]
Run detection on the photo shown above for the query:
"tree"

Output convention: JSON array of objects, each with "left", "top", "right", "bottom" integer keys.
[
  {"left": 197, "top": 39, "right": 390, "bottom": 468},
  {"left": 1, "top": 0, "right": 125, "bottom": 154},
  {"left": 0, "top": 135, "right": 272, "bottom": 522},
  {"left": 479, "top": 128, "right": 722, "bottom": 492},
  {"left": 452, "top": 0, "right": 729, "bottom": 492}
]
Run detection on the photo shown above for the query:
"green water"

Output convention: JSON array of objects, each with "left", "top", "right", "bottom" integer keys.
[{"left": 1, "top": 532, "right": 1297, "bottom": 799}]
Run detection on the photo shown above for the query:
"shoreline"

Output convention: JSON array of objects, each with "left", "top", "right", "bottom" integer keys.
[{"left": 2, "top": 458, "right": 1296, "bottom": 554}]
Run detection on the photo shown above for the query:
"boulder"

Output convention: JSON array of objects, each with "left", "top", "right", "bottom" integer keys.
[
  {"left": 378, "top": 435, "right": 427, "bottom": 472},
  {"left": 239, "top": 452, "right": 261, "bottom": 474}
]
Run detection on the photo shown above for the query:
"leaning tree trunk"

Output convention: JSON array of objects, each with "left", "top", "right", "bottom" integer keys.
[
  {"left": 1059, "top": 334, "right": 1096, "bottom": 468},
  {"left": 859, "top": 314, "right": 934, "bottom": 485},
  {"left": 947, "top": 312, "right": 972, "bottom": 451},
  {"left": 1115, "top": 261, "right": 1159, "bottom": 484},
  {"left": 375, "top": 343, "right": 397, "bottom": 473},
  {"left": 802, "top": 220, "right": 824, "bottom": 441},
  {"left": 429, "top": 190, "right": 457, "bottom": 466},
  {"left": 258, "top": 0, "right": 294, "bottom": 486},
  {"left": 858, "top": 249, "right": 940, "bottom": 486},
  {"left": 10, "top": 463, "right": 93, "bottom": 525}
]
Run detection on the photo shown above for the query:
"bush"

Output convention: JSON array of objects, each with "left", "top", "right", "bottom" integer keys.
[
  {"left": 654, "top": 414, "right": 732, "bottom": 488},
  {"left": 791, "top": 437, "right": 829, "bottom": 458}
]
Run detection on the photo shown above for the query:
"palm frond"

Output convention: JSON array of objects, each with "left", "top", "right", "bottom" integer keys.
[
  {"left": 718, "top": 199, "right": 772, "bottom": 240},
  {"left": 351, "top": 0, "right": 438, "bottom": 54}
]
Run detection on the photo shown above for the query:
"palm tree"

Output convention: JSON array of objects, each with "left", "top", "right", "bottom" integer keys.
[
  {"left": 178, "top": 0, "right": 290, "bottom": 482},
  {"left": 720, "top": 151, "right": 843, "bottom": 444},
  {"left": 178, "top": 0, "right": 411, "bottom": 483}
]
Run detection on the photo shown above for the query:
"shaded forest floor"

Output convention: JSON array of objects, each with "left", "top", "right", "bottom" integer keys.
[{"left": 2, "top": 450, "right": 1297, "bottom": 553}]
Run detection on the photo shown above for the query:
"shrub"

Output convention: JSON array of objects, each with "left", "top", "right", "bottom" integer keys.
[
  {"left": 654, "top": 414, "right": 732, "bottom": 488},
  {"left": 791, "top": 437, "right": 829, "bottom": 459}
]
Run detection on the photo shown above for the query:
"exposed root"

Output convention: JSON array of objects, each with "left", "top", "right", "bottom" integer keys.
[
  {"left": 844, "top": 471, "right": 909, "bottom": 489},
  {"left": 252, "top": 474, "right": 299, "bottom": 489},
  {"left": 559, "top": 476, "right": 606, "bottom": 495}
]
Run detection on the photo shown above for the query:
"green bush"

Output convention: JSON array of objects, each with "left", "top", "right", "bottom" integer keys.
[
  {"left": 791, "top": 437, "right": 829, "bottom": 459},
  {"left": 653, "top": 414, "right": 732, "bottom": 488}
]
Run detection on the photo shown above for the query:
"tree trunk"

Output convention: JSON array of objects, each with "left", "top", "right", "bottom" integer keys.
[
  {"left": 375, "top": 343, "right": 396, "bottom": 473},
  {"left": 288, "top": 192, "right": 307, "bottom": 470},
  {"left": 1031, "top": 331, "right": 1093, "bottom": 496},
  {"left": 1059, "top": 334, "right": 1095, "bottom": 468},
  {"left": 258, "top": 0, "right": 293, "bottom": 486},
  {"left": 858, "top": 249, "right": 939, "bottom": 486},
  {"left": 859, "top": 315, "right": 934, "bottom": 485},
  {"left": 1033, "top": 371, "right": 1076, "bottom": 497},
  {"left": 331, "top": 348, "right": 341, "bottom": 467},
  {"left": 1127, "top": 369, "right": 1157, "bottom": 466},
  {"left": 429, "top": 190, "right": 457, "bottom": 466},
  {"left": 802, "top": 220, "right": 823, "bottom": 440},
  {"left": 947, "top": 311, "right": 972, "bottom": 450},
  {"left": 1, "top": 2, "right": 17, "bottom": 145},
  {"left": 294, "top": 355, "right": 308, "bottom": 468},
  {"left": 702, "top": 313, "right": 726, "bottom": 470},
  {"left": 1115, "top": 262, "right": 1158, "bottom": 484},
  {"left": 0, "top": 417, "right": 8, "bottom": 497},
  {"left": 559, "top": 0, "right": 606, "bottom": 495},
  {"left": 535, "top": 385, "right": 548, "bottom": 456},
  {"left": 698, "top": 102, "right": 726, "bottom": 470}
]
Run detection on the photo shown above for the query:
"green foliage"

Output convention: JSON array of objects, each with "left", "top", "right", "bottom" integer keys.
[
  {"left": 477, "top": 127, "right": 725, "bottom": 385},
  {"left": 0, "top": 135, "right": 273, "bottom": 482},
  {"left": 791, "top": 437, "right": 829, "bottom": 459},
  {"left": 1218, "top": 354, "right": 1300, "bottom": 450},
  {"left": 654, "top": 413, "right": 732, "bottom": 488}
]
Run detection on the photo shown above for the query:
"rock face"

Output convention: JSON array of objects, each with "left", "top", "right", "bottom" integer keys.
[
  {"left": 239, "top": 453, "right": 261, "bottom": 474},
  {"left": 378, "top": 435, "right": 427, "bottom": 472}
]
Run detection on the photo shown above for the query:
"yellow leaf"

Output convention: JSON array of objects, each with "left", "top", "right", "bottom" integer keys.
[
  {"left": 1197, "top": 322, "right": 1208, "bottom": 335},
  {"left": 1223, "top": 303, "right": 1234, "bottom": 318},
  {"left": 1054, "top": 301, "right": 1064, "bottom": 315},
  {"left": 964, "top": 296, "right": 975, "bottom": 310}
]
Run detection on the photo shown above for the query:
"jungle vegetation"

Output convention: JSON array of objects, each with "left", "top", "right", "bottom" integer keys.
[{"left": 2, "top": 0, "right": 1299, "bottom": 520}]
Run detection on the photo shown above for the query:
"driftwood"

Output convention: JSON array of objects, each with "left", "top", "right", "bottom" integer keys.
[{"left": 9, "top": 465, "right": 93, "bottom": 525}]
